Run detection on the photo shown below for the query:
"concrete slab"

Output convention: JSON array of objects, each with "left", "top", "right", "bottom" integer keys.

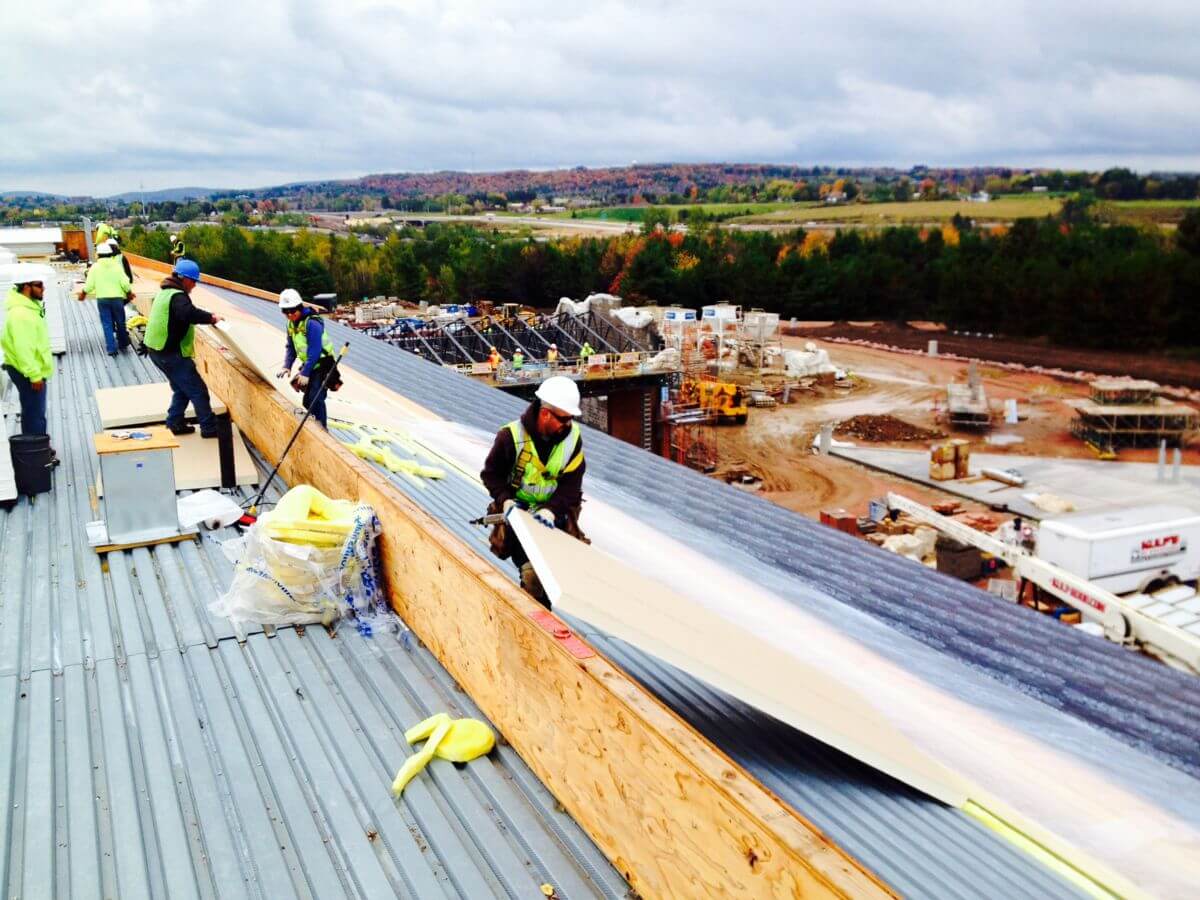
[{"left": 831, "top": 446, "right": 1200, "bottom": 519}]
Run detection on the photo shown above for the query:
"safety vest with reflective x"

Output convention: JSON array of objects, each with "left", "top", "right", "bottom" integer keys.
[{"left": 507, "top": 419, "right": 582, "bottom": 507}]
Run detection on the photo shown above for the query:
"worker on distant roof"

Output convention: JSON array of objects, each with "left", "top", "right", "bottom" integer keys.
[
  {"left": 143, "top": 258, "right": 223, "bottom": 436},
  {"left": 546, "top": 343, "right": 558, "bottom": 366},
  {"left": 2, "top": 271, "right": 58, "bottom": 463},
  {"left": 276, "top": 288, "right": 340, "bottom": 429},
  {"left": 511, "top": 349, "right": 524, "bottom": 372},
  {"left": 578, "top": 341, "right": 595, "bottom": 369},
  {"left": 77, "top": 240, "right": 134, "bottom": 356},
  {"left": 169, "top": 233, "right": 185, "bottom": 264},
  {"left": 480, "top": 375, "right": 588, "bottom": 606},
  {"left": 487, "top": 346, "right": 501, "bottom": 370}
]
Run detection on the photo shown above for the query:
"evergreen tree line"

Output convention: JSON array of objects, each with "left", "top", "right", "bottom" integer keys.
[{"left": 123, "top": 210, "right": 1200, "bottom": 352}]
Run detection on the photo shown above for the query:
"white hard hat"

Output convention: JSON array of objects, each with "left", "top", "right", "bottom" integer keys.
[
  {"left": 96, "top": 241, "right": 114, "bottom": 256},
  {"left": 278, "top": 288, "right": 303, "bottom": 310},
  {"left": 550, "top": 343, "right": 557, "bottom": 349},
  {"left": 536, "top": 375, "right": 582, "bottom": 417},
  {"left": 10, "top": 268, "right": 46, "bottom": 286},
  {"left": 170, "top": 233, "right": 178, "bottom": 241}
]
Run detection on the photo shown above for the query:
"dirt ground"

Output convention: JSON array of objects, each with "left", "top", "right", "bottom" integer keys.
[{"left": 711, "top": 335, "right": 1200, "bottom": 520}]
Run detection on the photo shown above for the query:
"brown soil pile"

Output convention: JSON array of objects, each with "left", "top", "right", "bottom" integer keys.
[{"left": 833, "top": 415, "right": 945, "bottom": 442}]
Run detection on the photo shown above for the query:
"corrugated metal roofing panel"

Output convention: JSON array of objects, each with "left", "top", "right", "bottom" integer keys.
[
  {"left": 211, "top": 285, "right": 1200, "bottom": 781},
  {"left": 0, "top": 292, "right": 627, "bottom": 898}
]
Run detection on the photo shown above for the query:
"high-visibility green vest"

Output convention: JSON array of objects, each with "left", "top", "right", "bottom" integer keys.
[
  {"left": 171, "top": 239, "right": 185, "bottom": 257},
  {"left": 287, "top": 314, "right": 334, "bottom": 364},
  {"left": 144, "top": 288, "right": 193, "bottom": 356},
  {"left": 512, "top": 351, "right": 524, "bottom": 370},
  {"left": 506, "top": 419, "right": 582, "bottom": 507},
  {"left": 83, "top": 256, "right": 131, "bottom": 299},
  {"left": 1, "top": 288, "right": 52, "bottom": 381}
]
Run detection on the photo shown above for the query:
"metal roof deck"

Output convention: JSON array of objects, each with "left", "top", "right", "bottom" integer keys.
[
  {"left": 0, "top": 286, "right": 627, "bottom": 898},
  {"left": 214, "top": 284, "right": 1200, "bottom": 781}
]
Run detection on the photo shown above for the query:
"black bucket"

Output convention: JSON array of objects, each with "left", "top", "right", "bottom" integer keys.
[{"left": 10, "top": 434, "right": 53, "bottom": 496}]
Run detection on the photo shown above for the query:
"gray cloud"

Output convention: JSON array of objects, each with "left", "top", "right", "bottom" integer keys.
[{"left": 1, "top": 0, "right": 1198, "bottom": 195}]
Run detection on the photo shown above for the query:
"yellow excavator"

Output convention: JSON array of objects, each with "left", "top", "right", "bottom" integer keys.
[{"left": 679, "top": 379, "right": 749, "bottom": 425}]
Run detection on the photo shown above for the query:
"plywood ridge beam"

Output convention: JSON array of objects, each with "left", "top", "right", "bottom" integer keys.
[{"left": 192, "top": 332, "right": 894, "bottom": 899}]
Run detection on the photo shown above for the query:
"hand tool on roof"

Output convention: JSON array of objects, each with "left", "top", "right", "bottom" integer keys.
[{"left": 244, "top": 341, "right": 349, "bottom": 515}]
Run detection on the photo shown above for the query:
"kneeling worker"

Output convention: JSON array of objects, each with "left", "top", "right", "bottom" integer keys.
[
  {"left": 276, "top": 288, "right": 339, "bottom": 429},
  {"left": 143, "top": 259, "right": 223, "bottom": 436},
  {"left": 480, "top": 376, "right": 587, "bottom": 606}
]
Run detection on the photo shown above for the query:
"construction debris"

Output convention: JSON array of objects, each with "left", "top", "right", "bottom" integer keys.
[{"left": 833, "top": 415, "right": 944, "bottom": 442}]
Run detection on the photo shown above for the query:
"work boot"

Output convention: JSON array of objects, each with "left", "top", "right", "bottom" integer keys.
[
  {"left": 519, "top": 563, "right": 551, "bottom": 609},
  {"left": 168, "top": 423, "right": 196, "bottom": 435},
  {"left": 200, "top": 430, "right": 220, "bottom": 439}
]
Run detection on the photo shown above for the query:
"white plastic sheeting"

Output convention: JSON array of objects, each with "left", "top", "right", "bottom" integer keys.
[{"left": 783, "top": 341, "right": 836, "bottom": 378}]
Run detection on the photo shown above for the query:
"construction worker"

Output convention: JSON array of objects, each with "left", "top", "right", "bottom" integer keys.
[
  {"left": 578, "top": 341, "right": 595, "bottom": 368},
  {"left": 77, "top": 240, "right": 134, "bottom": 356},
  {"left": 143, "top": 259, "right": 223, "bottom": 436},
  {"left": 276, "top": 288, "right": 339, "bottom": 429},
  {"left": 106, "top": 234, "right": 135, "bottom": 282},
  {"left": 512, "top": 349, "right": 524, "bottom": 372},
  {"left": 480, "top": 375, "right": 587, "bottom": 606},
  {"left": 169, "top": 233, "right": 186, "bottom": 264},
  {"left": 488, "top": 346, "right": 501, "bottom": 370},
  {"left": 546, "top": 343, "right": 559, "bottom": 366},
  {"left": 2, "top": 272, "right": 56, "bottom": 456},
  {"left": 94, "top": 221, "right": 115, "bottom": 248}
]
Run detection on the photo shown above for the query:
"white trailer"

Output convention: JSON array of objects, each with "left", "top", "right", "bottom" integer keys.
[
  {"left": 886, "top": 493, "right": 1200, "bottom": 674},
  {"left": 1036, "top": 506, "right": 1200, "bottom": 595}
]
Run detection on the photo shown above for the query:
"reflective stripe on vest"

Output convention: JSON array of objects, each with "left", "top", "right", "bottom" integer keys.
[
  {"left": 288, "top": 314, "right": 334, "bottom": 364},
  {"left": 506, "top": 419, "right": 582, "bottom": 506},
  {"left": 144, "top": 288, "right": 193, "bottom": 356}
]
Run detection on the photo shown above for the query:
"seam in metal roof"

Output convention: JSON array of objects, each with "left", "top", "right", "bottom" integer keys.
[{"left": 0, "top": 286, "right": 627, "bottom": 899}]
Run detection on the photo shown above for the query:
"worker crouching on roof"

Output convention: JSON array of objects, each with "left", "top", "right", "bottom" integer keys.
[
  {"left": 480, "top": 376, "right": 589, "bottom": 607},
  {"left": 143, "top": 259, "right": 223, "bottom": 436},
  {"left": 276, "top": 288, "right": 341, "bottom": 429}
]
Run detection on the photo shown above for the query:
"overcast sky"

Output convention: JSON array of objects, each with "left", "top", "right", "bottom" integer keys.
[{"left": 2, "top": 0, "right": 1197, "bottom": 196}]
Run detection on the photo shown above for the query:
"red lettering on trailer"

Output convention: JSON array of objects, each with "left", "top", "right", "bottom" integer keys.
[
  {"left": 1141, "top": 535, "right": 1180, "bottom": 550},
  {"left": 1050, "top": 577, "right": 1107, "bottom": 613}
]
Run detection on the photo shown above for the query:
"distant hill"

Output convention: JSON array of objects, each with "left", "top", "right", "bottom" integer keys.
[
  {"left": 0, "top": 190, "right": 69, "bottom": 201},
  {"left": 106, "top": 186, "right": 222, "bottom": 202}
]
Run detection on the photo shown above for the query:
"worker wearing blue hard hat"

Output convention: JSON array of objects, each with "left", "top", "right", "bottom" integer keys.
[{"left": 142, "top": 258, "right": 223, "bottom": 436}]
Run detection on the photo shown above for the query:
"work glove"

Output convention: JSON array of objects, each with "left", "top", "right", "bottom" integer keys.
[
  {"left": 294, "top": 374, "right": 310, "bottom": 389},
  {"left": 533, "top": 508, "right": 556, "bottom": 528},
  {"left": 276, "top": 368, "right": 291, "bottom": 379},
  {"left": 502, "top": 499, "right": 516, "bottom": 515}
]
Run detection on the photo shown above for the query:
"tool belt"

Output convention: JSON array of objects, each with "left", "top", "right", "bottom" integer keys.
[{"left": 291, "top": 354, "right": 343, "bottom": 393}]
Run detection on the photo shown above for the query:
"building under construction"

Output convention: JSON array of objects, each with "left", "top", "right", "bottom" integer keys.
[
  {"left": 1068, "top": 377, "right": 1199, "bottom": 450},
  {"left": 0, "top": 249, "right": 1198, "bottom": 899}
]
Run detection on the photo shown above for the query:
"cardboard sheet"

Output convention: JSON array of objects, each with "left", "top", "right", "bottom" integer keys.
[
  {"left": 95, "top": 382, "right": 228, "bottom": 427},
  {"left": 97, "top": 423, "right": 256, "bottom": 494},
  {"left": 508, "top": 508, "right": 973, "bottom": 808}
]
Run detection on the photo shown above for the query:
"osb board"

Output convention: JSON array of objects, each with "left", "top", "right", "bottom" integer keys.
[
  {"left": 508, "top": 509, "right": 971, "bottom": 808},
  {"left": 193, "top": 330, "right": 892, "bottom": 900},
  {"left": 97, "top": 423, "right": 256, "bottom": 494},
  {"left": 95, "top": 382, "right": 228, "bottom": 427}
]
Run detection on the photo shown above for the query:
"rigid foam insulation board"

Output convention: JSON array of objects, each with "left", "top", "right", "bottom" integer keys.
[
  {"left": 95, "top": 382, "right": 228, "bottom": 428},
  {"left": 508, "top": 508, "right": 972, "bottom": 808},
  {"left": 97, "top": 423, "right": 256, "bottom": 494}
]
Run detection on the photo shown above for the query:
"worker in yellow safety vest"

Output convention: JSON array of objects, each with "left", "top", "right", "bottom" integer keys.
[
  {"left": 143, "top": 259, "right": 223, "bottom": 436},
  {"left": 511, "top": 349, "right": 524, "bottom": 371},
  {"left": 77, "top": 240, "right": 134, "bottom": 356},
  {"left": 169, "top": 233, "right": 186, "bottom": 263},
  {"left": 276, "top": 288, "right": 339, "bottom": 429},
  {"left": 480, "top": 376, "right": 587, "bottom": 606},
  {"left": 2, "top": 271, "right": 58, "bottom": 465},
  {"left": 545, "top": 343, "right": 558, "bottom": 366},
  {"left": 488, "top": 346, "right": 501, "bottom": 370}
]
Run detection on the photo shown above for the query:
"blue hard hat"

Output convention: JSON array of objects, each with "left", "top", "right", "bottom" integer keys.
[{"left": 173, "top": 258, "right": 201, "bottom": 281}]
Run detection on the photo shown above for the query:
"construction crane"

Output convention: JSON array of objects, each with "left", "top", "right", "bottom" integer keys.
[{"left": 885, "top": 492, "right": 1200, "bottom": 674}]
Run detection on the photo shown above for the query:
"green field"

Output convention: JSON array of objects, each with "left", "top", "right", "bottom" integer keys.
[
  {"left": 1105, "top": 199, "right": 1200, "bottom": 225},
  {"left": 735, "top": 196, "right": 1063, "bottom": 225},
  {"left": 558, "top": 201, "right": 803, "bottom": 222}
]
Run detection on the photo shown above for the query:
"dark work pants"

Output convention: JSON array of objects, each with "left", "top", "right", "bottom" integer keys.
[
  {"left": 96, "top": 298, "right": 129, "bottom": 354},
  {"left": 4, "top": 365, "right": 48, "bottom": 435},
  {"left": 149, "top": 351, "right": 217, "bottom": 433}
]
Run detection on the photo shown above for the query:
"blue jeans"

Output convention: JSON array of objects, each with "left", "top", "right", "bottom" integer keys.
[
  {"left": 149, "top": 351, "right": 216, "bottom": 433},
  {"left": 302, "top": 376, "right": 328, "bottom": 429},
  {"left": 4, "top": 365, "right": 48, "bottom": 435},
  {"left": 96, "top": 298, "right": 129, "bottom": 354}
]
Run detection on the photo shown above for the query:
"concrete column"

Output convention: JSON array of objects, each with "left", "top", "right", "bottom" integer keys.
[
  {"left": 1158, "top": 439, "right": 1167, "bottom": 481},
  {"left": 818, "top": 424, "right": 833, "bottom": 456},
  {"left": 928, "top": 339, "right": 938, "bottom": 357},
  {"left": 1173, "top": 447, "right": 1182, "bottom": 483}
]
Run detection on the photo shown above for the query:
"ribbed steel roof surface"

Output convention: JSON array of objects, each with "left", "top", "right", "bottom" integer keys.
[
  {"left": 0, "top": 288, "right": 627, "bottom": 898},
  {"left": 216, "top": 284, "right": 1200, "bottom": 780}
]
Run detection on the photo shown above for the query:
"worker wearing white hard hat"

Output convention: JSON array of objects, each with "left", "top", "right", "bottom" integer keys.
[
  {"left": 545, "top": 342, "right": 559, "bottom": 365},
  {"left": 78, "top": 239, "right": 134, "bottom": 356},
  {"left": 2, "top": 270, "right": 58, "bottom": 463},
  {"left": 276, "top": 287, "right": 339, "bottom": 428},
  {"left": 169, "top": 233, "right": 185, "bottom": 264},
  {"left": 480, "top": 375, "right": 587, "bottom": 606}
]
